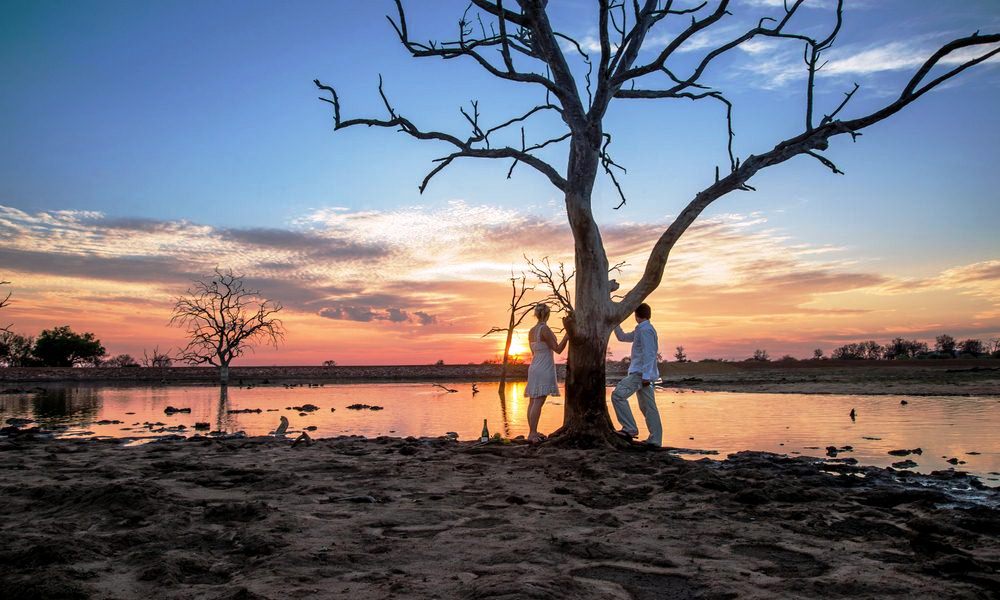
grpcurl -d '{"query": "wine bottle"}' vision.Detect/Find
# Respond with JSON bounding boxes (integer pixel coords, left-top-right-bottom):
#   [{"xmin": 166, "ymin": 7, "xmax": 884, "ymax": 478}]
[{"xmin": 480, "ymin": 419, "xmax": 489, "ymax": 442}]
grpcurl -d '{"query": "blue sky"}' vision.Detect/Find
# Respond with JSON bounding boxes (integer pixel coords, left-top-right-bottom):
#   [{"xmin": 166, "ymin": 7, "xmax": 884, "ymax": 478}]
[{"xmin": 1, "ymin": 1, "xmax": 998, "ymax": 362}]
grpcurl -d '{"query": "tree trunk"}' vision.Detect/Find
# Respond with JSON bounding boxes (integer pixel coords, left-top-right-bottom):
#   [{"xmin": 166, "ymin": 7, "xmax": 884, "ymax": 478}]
[
  {"xmin": 499, "ymin": 313, "xmax": 515, "ymax": 389},
  {"xmin": 219, "ymin": 364, "xmax": 230, "ymax": 385},
  {"xmin": 552, "ymin": 135, "xmax": 625, "ymax": 447}
]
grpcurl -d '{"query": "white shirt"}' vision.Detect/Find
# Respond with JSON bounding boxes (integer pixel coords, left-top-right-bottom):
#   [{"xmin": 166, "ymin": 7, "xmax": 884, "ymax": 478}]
[{"xmin": 614, "ymin": 320, "xmax": 659, "ymax": 381}]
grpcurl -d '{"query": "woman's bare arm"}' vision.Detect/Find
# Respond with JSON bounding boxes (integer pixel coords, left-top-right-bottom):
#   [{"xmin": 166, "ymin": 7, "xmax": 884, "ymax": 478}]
[{"xmin": 542, "ymin": 325, "xmax": 568, "ymax": 354}]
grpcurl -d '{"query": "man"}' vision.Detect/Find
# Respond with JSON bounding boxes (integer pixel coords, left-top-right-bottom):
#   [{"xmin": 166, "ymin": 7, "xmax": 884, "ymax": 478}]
[{"xmin": 611, "ymin": 303, "xmax": 663, "ymax": 446}]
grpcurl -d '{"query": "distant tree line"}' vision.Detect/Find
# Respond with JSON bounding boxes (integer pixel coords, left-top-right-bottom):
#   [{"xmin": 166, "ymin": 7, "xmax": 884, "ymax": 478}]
[{"xmin": 0, "ymin": 325, "xmax": 177, "ymax": 368}]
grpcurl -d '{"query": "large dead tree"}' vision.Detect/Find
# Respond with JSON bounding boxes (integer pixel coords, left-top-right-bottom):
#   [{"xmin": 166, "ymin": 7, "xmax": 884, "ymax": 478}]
[
  {"xmin": 316, "ymin": 1, "xmax": 999, "ymax": 445},
  {"xmin": 171, "ymin": 269, "xmax": 284, "ymax": 384}
]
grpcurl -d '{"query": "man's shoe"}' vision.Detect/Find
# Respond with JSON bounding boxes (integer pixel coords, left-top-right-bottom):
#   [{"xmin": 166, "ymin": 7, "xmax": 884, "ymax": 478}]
[{"xmin": 615, "ymin": 429, "xmax": 638, "ymax": 439}]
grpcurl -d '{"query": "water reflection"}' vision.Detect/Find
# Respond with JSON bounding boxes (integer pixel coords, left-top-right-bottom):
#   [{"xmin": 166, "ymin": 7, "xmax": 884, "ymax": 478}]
[{"xmin": 1, "ymin": 382, "xmax": 997, "ymax": 483}]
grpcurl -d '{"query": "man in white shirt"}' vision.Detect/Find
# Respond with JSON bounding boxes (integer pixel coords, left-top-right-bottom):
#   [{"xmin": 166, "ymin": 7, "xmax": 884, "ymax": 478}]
[{"xmin": 611, "ymin": 303, "xmax": 663, "ymax": 446}]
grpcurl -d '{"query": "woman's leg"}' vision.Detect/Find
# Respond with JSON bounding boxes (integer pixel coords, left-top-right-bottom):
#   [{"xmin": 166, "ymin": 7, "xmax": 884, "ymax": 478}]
[{"xmin": 527, "ymin": 395, "xmax": 546, "ymax": 441}]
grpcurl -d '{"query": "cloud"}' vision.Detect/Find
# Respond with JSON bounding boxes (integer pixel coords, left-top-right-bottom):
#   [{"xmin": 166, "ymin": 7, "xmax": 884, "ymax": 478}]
[
  {"xmin": 744, "ymin": 38, "xmax": 1000, "ymax": 89},
  {"xmin": 3, "ymin": 201, "xmax": 997, "ymax": 362}
]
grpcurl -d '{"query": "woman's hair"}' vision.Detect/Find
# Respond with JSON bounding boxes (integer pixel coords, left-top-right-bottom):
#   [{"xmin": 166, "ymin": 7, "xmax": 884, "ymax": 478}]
[{"xmin": 533, "ymin": 303, "xmax": 551, "ymax": 321}]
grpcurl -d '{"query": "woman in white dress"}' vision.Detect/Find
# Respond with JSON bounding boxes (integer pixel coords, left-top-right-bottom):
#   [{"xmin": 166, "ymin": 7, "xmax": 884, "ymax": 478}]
[{"xmin": 525, "ymin": 304, "xmax": 568, "ymax": 443}]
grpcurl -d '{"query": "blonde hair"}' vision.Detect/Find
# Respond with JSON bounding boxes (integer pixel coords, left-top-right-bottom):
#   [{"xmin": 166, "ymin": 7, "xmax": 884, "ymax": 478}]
[{"xmin": 533, "ymin": 303, "xmax": 551, "ymax": 321}]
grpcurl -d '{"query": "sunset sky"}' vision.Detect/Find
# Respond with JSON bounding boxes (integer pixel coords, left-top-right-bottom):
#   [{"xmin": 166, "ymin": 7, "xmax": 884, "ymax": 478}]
[{"xmin": 1, "ymin": 0, "xmax": 998, "ymax": 365}]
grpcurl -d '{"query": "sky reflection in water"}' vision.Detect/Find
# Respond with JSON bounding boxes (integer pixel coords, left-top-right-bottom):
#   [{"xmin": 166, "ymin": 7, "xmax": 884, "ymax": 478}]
[{"xmin": 2, "ymin": 382, "xmax": 997, "ymax": 484}]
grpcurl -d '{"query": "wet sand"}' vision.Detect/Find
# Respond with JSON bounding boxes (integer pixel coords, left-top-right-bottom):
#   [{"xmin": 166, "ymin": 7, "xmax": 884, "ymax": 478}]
[{"xmin": 1, "ymin": 431, "xmax": 998, "ymax": 599}]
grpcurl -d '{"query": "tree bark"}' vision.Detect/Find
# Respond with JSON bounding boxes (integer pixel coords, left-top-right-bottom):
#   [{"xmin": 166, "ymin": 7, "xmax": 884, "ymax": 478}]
[{"xmin": 553, "ymin": 135, "xmax": 625, "ymax": 446}]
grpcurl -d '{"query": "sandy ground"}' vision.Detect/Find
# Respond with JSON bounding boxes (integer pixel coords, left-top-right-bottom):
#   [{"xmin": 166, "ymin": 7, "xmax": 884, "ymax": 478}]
[{"xmin": 1, "ymin": 430, "xmax": 998, "ymax": 600}]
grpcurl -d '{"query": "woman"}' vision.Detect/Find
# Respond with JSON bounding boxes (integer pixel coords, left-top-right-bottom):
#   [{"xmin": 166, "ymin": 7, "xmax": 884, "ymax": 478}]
[{"xmin": 524, "ymin": 303, "xmax": 568, "ymax": 443}]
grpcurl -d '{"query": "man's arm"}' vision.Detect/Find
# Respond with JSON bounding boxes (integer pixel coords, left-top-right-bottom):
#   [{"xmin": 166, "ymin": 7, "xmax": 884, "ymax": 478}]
[{"xmin": 614, "ymin": 325, "xmax": 634, "ymax": 343}]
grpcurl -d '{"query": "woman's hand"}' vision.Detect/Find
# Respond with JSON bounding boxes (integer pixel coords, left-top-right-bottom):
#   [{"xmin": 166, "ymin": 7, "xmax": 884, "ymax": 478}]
[{"xmin": 561, "ymin": 314, "xmax": 575, "ymax": 335}]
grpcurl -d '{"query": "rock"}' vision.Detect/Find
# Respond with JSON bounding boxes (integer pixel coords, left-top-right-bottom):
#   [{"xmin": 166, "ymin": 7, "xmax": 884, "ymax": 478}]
[
  {"xmin": 398, "ymin": 445, "xmax": 418, "ymax": 456},
  {"xmin": 95, "ymin": 419, "xmax": 122, "ymax": 425},
  {"xmin": 164, "ymin": 406, "xmax": 191, "ymax": 415},
  {"xmin": 194, "ymin": 422, "xmax": 211, "ymax": 430},
  {"xmin": 888, "ymin": 448, "xmax": 922, "ymax": 456},
  {"xmin": 825, "ymin": 446, "xmax": 839, "ymax": 457},
  {"xmin": 900, "ymin": 400, "xmax": 909, "ymax": 405},
  {"xmin": 227, "ymin": 408, "xmax": 262, "ymax": 414},
  {"xmin": 291, "ymin": 404, "xmax": 319, "ymax": 412},
  {"xmin": 5, "ymin": 417, "xmax": 34, "ymax": 426},
  {"xmin": 946, "ymin": 457, "xmax": 960, "ymax": 465},
  {"xmin": 330, "ymin": 408, "xmax": 336, "ymax": 412},
  {"xmin": 891, "ymin": 459, "xmax": 918, "ymax": 469},
  {"xmin": 734, "ymin": 488, "xmax": 771, "ymax": 505},
  {"xmin": 345, "ymin": 404, "xmax": 384, "ymax": 411},
  {"xmin": 304, "ymin": 425, "xmax": 317, "ymax": 431}
]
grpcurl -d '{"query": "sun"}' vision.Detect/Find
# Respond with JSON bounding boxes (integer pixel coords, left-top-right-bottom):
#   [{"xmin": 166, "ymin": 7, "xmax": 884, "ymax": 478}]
[{"xmin": 507, "ymin": 335, "xmax": 529, "ymax": 359}]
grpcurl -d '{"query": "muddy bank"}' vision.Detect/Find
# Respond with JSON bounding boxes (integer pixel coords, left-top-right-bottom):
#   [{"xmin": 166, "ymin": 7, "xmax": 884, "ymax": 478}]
[{"xmin": 0, "ymin": 431, "xmax": 997, "ymax": 599}]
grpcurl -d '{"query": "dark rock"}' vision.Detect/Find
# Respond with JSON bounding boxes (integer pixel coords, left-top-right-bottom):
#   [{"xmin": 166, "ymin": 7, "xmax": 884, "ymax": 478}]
[
  {"xmin": 5, "ymin": 417, "xmax": 34, "ymax": 426},
  {"xmin": 398, "ymin": 444, "xmax": 418, "ymax": 455},
  {"xmin": 291, "ymin": 404, "xmax": 319, "ymax": 412},
  {"xmin": 95, "ymin": 419, "xmax": 121, "ymax": 425},
  {"xmin": 304, "ymin": 425, "xmax": 318, "ymax": 431},
  {"xmin": 946, "ymin": 458, "xmax": 960, "ymax": 465},
  {"xmin": 734, "ymin": 488, "xmax": 770, "ymax": 505},
  {"xmin": 505, "ymin": 494, "xmax": 527, "ymax": 505},
  {"xmin": 164, "ymin": 406, "xmax": 191, "ymax": 415},
  {"xmin": 227, "ymin": 408, "xmax": 262, "ymax": 414},
  {"xmin": 888, "ymin": 448, "xmax": 922, "ymax": 456},
  {"xmin": 194, "ymin": 422, "xmax": 211, "ymax": 430},
  {"xmin": 204, "ymin": 501, "xmax": 270, "ymax": 523},
  {"xmin": 891, "ymin": 459, "xmax": 918, "ymax": 469}
]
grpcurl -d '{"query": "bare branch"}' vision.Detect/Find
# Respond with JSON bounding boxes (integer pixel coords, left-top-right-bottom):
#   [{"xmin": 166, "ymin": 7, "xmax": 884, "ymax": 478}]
[
  {"xmin": 618, "ymin": 31, "xmax": 1000, "ymax": 320},
  {"xmin": 170, "ymin": 268, "xmax": 284, "ymax": 369}
]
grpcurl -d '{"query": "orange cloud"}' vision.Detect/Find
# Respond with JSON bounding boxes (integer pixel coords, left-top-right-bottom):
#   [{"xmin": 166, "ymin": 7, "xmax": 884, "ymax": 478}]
[{"xmin": 1, "ymin": 203, "xmax": 996, "ymax": 364}]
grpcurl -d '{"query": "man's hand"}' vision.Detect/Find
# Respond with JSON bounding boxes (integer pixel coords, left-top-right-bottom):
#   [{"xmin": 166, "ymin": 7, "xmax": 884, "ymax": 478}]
[{"xmin": 642, "ymin": 379, "xmax": 650, "ymax": 388}]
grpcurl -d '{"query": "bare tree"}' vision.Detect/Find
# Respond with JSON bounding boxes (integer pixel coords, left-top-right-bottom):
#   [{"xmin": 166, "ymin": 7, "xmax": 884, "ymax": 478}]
[
  {"xmin": 170, "ymin": 269, "xmax": 284, "ymax": 384},
  {"xmin": 142, "ymin": 346, "xmax": 173, "ymax": 368},
  {"xmin": 1, "ymin": 279, "xmax": 11, "ymax": 332},
  {"xmin": 315, "ymin": 1, "xmax": 999, "ymax": 445},
  {"xmin": 484, "ymin": 273, "xmax": 535, "ymax": 390}
]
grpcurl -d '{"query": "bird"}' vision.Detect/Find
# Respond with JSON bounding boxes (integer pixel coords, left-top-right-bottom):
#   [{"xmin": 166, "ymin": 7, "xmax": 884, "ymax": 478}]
[
  {"xmin": 849, "ymin": 408, "xmax": 856, "ymax": 420},
  {"xmin": 472, "ymin": 383, "xmax": 480, "ymax": 395},
  {"xmin": 272, "ymin": 416, "xmax": 289, "ymax": 437}
]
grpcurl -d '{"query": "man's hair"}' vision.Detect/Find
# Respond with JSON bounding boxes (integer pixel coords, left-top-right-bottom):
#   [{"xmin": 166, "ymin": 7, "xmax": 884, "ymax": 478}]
[{"xmin": 635, "ymin": 303, "xmax": 652, "ymax": 320}]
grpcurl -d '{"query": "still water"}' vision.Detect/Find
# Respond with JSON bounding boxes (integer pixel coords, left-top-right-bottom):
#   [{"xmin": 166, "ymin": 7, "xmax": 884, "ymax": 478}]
[{"xmin": 2, "ymin": 381, "xmax": 997, "ymax": 483}]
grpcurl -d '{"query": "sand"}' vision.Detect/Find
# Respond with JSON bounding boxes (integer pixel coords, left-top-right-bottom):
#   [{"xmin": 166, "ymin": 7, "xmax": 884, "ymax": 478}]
[{"xmin": 1, "ymin": 429, "xmax": 998, "ymax": 599}]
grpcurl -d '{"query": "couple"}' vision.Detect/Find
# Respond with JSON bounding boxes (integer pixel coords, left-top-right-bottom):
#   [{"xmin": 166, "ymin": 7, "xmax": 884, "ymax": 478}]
[{"xmin": 524, "ymin": 302, "xmax": 663, "ymax": 446}]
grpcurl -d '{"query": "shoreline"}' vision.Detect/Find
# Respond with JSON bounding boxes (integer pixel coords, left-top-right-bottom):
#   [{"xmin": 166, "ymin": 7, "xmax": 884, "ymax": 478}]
[
  {"xmin": 1, "ymin": 432, "xmax": 997, "ymax": 599},
  {"xmin": 1, "ymin": 360, "xmax": 998, "ymax": 397}
]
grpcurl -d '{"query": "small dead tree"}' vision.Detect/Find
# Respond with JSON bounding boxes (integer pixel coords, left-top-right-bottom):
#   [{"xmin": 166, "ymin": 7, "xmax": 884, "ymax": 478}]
[
  {"xmin": 316, "ymin": 1, "xmax": 999, "ymax": 445},
  {"xmin": 1, "ymin": 279, "xmax": 11, "ymax": 332},
  {"xmin": 142, "ymin": 346, "xmax": 173, "ymax": 368},
  {"xmin": 484, "ymin": 273, "xmax": 534, "ymax": 390},
  {"xmin": 170, "ymin": 269, "xmax": 284, "ymax": 384}
]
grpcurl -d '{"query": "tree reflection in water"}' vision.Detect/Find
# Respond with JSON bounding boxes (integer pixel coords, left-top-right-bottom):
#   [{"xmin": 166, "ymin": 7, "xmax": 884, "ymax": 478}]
[{"xmin": 28, "ymin": 386, "xmax": 101, "ymax": 427}]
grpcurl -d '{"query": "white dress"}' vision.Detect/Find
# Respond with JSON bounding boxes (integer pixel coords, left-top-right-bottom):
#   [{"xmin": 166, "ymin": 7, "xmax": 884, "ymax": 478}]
[{"xmin": 525, "ymin": 327, "xmax": 560, "ymax": 398}]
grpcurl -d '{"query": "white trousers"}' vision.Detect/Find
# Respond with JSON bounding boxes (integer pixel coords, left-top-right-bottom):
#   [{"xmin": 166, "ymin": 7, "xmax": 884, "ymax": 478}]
[{"xmin": 611, "ymin": 373, "xmax": 662, "ymax": 446}]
